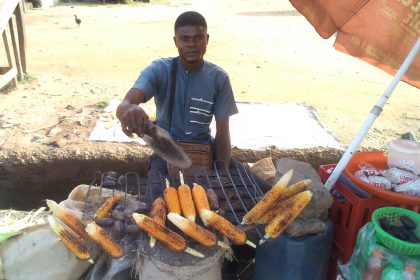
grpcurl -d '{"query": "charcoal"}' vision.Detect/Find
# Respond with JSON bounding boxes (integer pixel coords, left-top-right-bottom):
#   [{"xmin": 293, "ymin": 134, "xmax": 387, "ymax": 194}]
[{"xmin": 400, "ymin": 215, "xmax": 416, "ymax": 230}]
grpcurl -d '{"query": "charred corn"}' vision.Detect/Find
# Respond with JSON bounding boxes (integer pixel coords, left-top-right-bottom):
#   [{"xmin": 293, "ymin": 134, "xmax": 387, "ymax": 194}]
[
  {"xmin": 94, "ymin": 194, "xmax": 123, "ymax": 219},
  {"xmin": 201, "ymin": 209, "xmax": 255, "ymax": 248},
  {"xmin": 178, "ymin": 172, "xmax": 196, "ymax": 222},
  {"xmin": 85, "ymin": 222, "xmax": 124, "ymax": 258},
  {"xmin": 192, "ymin": 183, "xmax": 210, "ymax": 225},
  {"xmin": 46, "ymin": 199, "xmax": 91, "ymax": 240},
  {"xmin": 149, "ymin": 196, "xmax": 167, "ymax": 248},
  {"xmin": 259, "ymin": 190, "xmax": 313, "ymax": 245},
  {"xmin": 133, "ymin": 213, "xmax": 204, "ymax": 258},
  {"xmin": 167, "ymin": 213, "xmax": 229, "ymax": 249},
  {"xmin": 256, "ymin": 193, "xmax": 300, "ymax": 224},
  {"xmin": 256, "ymin": 179, "xmax": 312, "ymax": 224},
  {"xmin": 241, "ymin": 169, "xmax": 293, "ymax": 225},
  {"xmin": 150, "ymin": 197, "xmax": 167, "ymax": 225},
  {"xmin": 164, "ymin": 179, "xmax": 181, "ymax": 215},
  {"xmin": 280, "ymin": 179, "xmax": 311, "ymax": 201},
  {"xmin": 47, "ymin": 215, "xmax": 91, "ymax": 260}
]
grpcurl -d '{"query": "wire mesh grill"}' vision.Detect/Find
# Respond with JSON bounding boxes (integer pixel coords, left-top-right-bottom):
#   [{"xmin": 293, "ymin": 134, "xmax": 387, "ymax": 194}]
[{"xmin": 82, "ymin": 160, "xmax": 269, "ymax": 242}]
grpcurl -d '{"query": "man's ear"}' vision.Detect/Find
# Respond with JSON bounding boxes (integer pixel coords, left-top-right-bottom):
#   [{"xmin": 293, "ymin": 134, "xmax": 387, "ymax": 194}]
[
  {"xmin": 207, "ymin": 34, "xmax": 210, "ymax": 44},
  {"xmin": 173, "ymin": 36, "xmax": 176, "ymax": 45}
]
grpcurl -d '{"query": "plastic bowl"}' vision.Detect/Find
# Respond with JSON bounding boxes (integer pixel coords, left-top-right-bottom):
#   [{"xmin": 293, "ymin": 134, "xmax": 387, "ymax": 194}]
[
  {"xmin": 343, "ymin": 151, "xmax": 420, "ymax": 205},
  {"xmin": 372, "ymin": 207, "xmax": 420, "ymax": 256}
]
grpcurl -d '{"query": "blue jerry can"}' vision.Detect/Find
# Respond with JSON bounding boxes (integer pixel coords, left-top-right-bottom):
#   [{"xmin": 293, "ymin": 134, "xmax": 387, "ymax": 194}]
[{"xmin": 254, "ymin": 219, "xmax": 333, "ymax": 280}]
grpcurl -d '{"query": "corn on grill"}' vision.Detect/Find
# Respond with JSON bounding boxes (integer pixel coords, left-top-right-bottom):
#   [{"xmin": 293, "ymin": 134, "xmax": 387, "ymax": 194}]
[{"xmin": 76, "ymin": 160, "xmax": 268, "ymax": 260}]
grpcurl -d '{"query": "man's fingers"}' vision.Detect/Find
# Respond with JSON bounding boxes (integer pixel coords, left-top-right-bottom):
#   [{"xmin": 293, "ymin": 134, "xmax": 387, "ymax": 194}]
[
  {"xmin": 120, "ymin": 117, "xmax": 134, "ymax": 137},
  {"xmin": 119, "ymin": 106, "xmax": 149, "ymax": 137}
]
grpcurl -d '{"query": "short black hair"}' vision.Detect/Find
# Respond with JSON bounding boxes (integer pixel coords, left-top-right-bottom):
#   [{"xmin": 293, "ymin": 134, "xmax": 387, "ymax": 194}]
[{"xmin": 174, "ymin": 11, "xmax": 207, "ymax": 31}]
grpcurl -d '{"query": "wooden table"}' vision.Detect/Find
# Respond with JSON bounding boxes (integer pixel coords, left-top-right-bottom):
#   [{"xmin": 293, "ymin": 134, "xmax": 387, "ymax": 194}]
[{"xmin": 0, "ymin": 0, "xmax": 26, "ymax": 89}]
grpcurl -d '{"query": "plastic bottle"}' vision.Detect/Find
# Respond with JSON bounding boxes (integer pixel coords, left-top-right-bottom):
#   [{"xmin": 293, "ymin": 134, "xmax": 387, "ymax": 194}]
[
  {"xmin": 388, "ymin": 139, "xmax": 420, "ymax": 175},
  {"xmin": 403, "ymin": 262, "xmax": 416, "ymax": 280},
  {"xmin": 381, "ymin": 259, "xmax": 403, "ymax": 280},
  {"xmin": 362, "ymin": 249, "xmax": 386, "ymax": 280}
]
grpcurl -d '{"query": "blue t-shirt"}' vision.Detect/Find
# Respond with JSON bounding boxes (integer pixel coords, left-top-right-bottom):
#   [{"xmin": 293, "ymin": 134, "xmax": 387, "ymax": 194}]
[{"xmin": 133, "ymin": 57, "xmax": 238, "ymax": 144}]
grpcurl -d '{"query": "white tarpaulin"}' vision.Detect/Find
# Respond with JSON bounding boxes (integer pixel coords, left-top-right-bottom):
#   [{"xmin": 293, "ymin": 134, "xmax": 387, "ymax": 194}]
[{"xmin": 89, "ymin": 100, "xmax": 342, "ymax": 150}]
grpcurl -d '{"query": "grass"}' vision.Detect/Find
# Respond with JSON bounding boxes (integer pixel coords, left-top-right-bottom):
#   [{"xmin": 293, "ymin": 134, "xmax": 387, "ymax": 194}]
[
  {"xmin": 1, "ymin": 73, "xmax": 38, "ymax": 93},
  {"xmin": 0, "ymin": 82, "xmax": 16, "ymax": 93},
  {"xmin": 96, "ymin": 100, "xmax": 109, "ymax": 109},
  {"xmin": 20, "ymin": 73, "xmax": 37, "ymax": 84}
]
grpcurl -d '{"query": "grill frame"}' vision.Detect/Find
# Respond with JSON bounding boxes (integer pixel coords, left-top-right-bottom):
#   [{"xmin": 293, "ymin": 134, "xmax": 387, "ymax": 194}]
[{"xmin": 81, "ymin": 160, "xmax": 269, "ymax": 252}]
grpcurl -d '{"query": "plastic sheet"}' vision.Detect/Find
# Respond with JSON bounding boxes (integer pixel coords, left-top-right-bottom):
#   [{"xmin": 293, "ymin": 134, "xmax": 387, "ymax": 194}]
[{"xmin": 339, "ymin": 223, "xmax": 419, "ymax": 280}]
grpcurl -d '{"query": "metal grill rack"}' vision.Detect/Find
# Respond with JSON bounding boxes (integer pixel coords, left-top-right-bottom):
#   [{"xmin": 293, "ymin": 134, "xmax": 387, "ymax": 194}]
[{"xmin": 83, "ymin": 160, "xmax": 270, "ymax": 239}]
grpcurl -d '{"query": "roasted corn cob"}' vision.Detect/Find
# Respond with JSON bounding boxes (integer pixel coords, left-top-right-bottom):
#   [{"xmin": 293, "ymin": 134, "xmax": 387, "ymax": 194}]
[
  {"xmin": 149, "ymin": 196, "xmax": 167, "ymax": 248},
  {"xmin": 163, "ymin": 179, "xmax": 181, "ymax": 215},
  {"xmin": 241, "ymin": 169, "xmax": 293, "ymax": 225},
  {"xmin": 201, "ymin": 209, "xmax": 255, "ymax": 248},
  {"xmin": 192, "ymin": 183, "xmax": 210, "ymax": 225},
  {"xmin": 46, "ymin": 199, "xmax": 91, "ymax": 240},
  {"xmin": 85, "ymin": 222, "xmax": 124, "ymax": 258},
  {"xmin": 132, "ymin": 213, "xmax": 204, "ymax": 258},
  {"xmin": 47, "ymin": 215, "xmax": 91, "ymax": 260},
  {"xmin": 178, "ymin": 172, "xmax": 196, "ymax": 222},
  {"xmin": 167, "ymin": 213, "xmax": 229, "ymax": 249},
  {"xmin": 256, "ymin": 179, "xmax": 312, "ymax": 224},
  {"xmin": 94, "ymin": 194, "xmax": 123, "ymax": 219},
  {"xmin": 256, "ymin": 193, "xmax": 300, "ymax": 224},
  {"xmin": 279, "ymin": 179, "xmax": 312, "ymax": 201},
  {"xmin": 259, "ymin": 190, "xmax": 313, "ymax": 245}
]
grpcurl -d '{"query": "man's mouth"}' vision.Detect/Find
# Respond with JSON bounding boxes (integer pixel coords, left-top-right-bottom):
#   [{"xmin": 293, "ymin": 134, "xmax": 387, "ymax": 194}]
[{"xmin": 185, "ymin": 51, "xmax": 199, "ymax": 56}]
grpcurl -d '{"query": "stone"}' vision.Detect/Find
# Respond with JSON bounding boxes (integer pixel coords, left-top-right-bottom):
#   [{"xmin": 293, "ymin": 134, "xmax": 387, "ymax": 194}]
[
  {"xmin": 274, "ymin": 158, "xmax": 333, "ymax": 236},
  {"xmin": 286, "ymin": 217, "xmax": 328, "ymax": 237},
  {"xmin": 275, "ymin": 158, "xmax": 332, "ymax": 219}
]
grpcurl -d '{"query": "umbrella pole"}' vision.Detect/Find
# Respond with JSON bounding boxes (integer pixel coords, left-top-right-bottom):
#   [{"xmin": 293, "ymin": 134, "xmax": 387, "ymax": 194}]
[{"xmin": 324, "ymin": 38, "xmax": 420, "ymax": 192}]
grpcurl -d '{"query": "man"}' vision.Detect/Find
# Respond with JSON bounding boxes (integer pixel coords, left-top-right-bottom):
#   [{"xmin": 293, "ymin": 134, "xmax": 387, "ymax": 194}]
[{"xmin": 116, "ymin": 11, "xmax": 238, "ymax": 174}]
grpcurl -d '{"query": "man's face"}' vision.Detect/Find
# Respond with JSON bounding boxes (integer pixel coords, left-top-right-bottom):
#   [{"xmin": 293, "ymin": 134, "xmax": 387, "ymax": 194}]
[{"xmin": 174, "ymin": 25, "xmax": 209, "ymax": 64}]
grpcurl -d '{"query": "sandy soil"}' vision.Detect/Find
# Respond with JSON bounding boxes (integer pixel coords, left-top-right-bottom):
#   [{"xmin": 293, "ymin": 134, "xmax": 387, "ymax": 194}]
[{"xmin": 0, "ymin": 0, "xmax": 419, "ymax": 209}]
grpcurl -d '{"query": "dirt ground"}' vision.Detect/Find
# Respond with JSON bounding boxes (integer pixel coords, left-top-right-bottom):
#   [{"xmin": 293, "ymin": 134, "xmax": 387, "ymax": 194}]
[{"xmin": 0, "ymin": 0, "xmax": 419, "ymax": 209}]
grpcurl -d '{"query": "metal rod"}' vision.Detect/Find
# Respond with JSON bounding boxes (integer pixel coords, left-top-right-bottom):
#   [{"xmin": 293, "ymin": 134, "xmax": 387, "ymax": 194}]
[
  {"xmin": 214, "ymin": 160, "xmax": 241, "ymax": 224},
  {"xmin": 324, "ymin": 37, "xmax": 420, "ymax": 191}
]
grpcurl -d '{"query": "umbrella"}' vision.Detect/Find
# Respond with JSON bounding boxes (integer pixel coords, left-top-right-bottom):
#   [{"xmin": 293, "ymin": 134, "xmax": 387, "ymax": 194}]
[
  {"xmin": 289, "ymin": 0, "xmax": 420, "ymax": 87},
  {"xmin": 289, "ymin": 0, "xmax": 420, "ymax": 191}
]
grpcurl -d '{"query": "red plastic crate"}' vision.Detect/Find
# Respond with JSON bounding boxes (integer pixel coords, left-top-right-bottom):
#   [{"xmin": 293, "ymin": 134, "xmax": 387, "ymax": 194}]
[{"xmin": 319, "ymin": 164, "xmax": 420, "ymax": 280}]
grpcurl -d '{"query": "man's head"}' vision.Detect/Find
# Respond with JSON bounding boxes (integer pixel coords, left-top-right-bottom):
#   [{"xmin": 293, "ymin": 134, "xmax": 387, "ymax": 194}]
[
  {"xmin": 174, "ymin": 11, "xmax": 207, "ymax": 31},
  {"xmin": 173, "ymin": 11, "xmax": 209, "ymax": 70}
]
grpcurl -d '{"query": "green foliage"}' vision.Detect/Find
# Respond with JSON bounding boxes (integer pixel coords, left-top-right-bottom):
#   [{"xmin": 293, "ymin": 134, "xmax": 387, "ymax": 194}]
[
  {"xmin": 0, "ymin": 208, "xmax": 46, "ymax": 244},
  {"xmin": 20, "ymin": 73, "xmax": 37, "ymax": 83},
  {"xmin": 96, "ymin": 100, "xmax": 109, "ymax": 109},
  {"xmin": 0, "ymin": 82, "xmax": 16, "ymax": 93}
]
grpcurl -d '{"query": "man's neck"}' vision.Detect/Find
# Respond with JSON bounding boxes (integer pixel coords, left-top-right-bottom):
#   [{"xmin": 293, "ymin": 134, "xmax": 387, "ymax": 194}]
[{"xmin": 180, "ymin": 59, "xmax": 204, "ymax": 72}]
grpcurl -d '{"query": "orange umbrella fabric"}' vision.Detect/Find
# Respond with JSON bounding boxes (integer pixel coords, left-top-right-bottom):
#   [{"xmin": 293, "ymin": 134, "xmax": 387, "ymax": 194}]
[{"xmin": 290, "ymin": 0, "xmax": 420, "ymax": 88}]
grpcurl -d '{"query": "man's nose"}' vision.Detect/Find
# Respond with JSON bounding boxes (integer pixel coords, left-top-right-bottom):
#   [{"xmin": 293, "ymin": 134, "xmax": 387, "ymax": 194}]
[{"xmin": 186, "ymin": 38, "xmax": 197, "ymax": 46}]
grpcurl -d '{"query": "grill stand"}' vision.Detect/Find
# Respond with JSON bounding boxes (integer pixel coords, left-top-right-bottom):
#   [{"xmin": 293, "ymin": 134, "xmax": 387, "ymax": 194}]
[{"xmin": 82, "ymin": 160, "xmax": 269, "ymax": 279}]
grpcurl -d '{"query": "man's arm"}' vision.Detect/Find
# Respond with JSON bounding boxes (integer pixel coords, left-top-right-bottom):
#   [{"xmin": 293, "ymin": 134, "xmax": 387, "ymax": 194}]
[
  {"xmin": 214, "ymin": 117, "xmax": 232, "ymax": 167},
  {"xmin": 116, "ymin": 88, "xmax": 149, "ymax": 137}
]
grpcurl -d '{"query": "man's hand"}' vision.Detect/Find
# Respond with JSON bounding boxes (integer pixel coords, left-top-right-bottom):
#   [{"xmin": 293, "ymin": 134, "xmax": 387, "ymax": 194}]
[
  {"xmin": 116, "ymin": 88, "xmax": 149, "ymax": 137},
  {"xmin": 117, "ymin": 102, "xmax": 149, "ymax": 137}
]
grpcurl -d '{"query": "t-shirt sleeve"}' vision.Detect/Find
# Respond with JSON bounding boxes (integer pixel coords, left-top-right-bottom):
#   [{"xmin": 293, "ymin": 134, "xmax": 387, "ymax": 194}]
[
  {"xmin": 214, "ymin": 73, "xmax": 238, "ymax": 120},
  {"xmin": 132, "ymin": 60, "xmax": 162, "ymax": 102}
]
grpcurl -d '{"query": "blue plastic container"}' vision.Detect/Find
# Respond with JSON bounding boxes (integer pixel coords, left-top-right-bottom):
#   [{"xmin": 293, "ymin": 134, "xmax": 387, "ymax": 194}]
[{"xmin": 254, "ymin": 220, "xmax": 333, "ymax": 280}]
